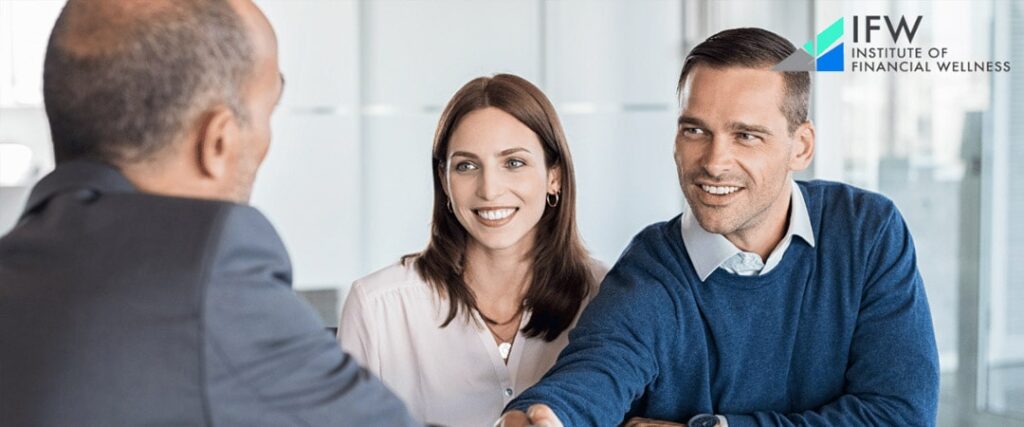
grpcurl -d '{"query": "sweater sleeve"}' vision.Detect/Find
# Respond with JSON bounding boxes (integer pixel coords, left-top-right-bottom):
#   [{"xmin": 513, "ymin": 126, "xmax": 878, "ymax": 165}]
[
  {"xmin": 505, "ymin": 243, "xmax": 678, "ymax": 427},
  {"xmin": 723, "ymin": 207, "xmax": 940, "ymax": 426}
]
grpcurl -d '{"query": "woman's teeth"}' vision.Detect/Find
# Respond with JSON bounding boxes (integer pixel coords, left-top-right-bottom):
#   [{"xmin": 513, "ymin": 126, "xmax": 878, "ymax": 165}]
[{"xmin": 476, "ymin": 208, "xmax": 516, "ymax": 220}]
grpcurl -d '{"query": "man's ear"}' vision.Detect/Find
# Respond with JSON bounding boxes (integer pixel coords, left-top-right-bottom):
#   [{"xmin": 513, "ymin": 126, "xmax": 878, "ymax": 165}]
[
  {"xmin": 789, "ymin": 121, "xmax": 815, "ymax": 172},
  {"xmin": 196, "ymin": 106, "xmax": 240, "ymax": 179}
]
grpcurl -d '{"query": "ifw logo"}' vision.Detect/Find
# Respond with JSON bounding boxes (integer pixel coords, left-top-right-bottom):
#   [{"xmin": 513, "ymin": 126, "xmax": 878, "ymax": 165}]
[{"xmin": 775, "ymin": 18, "xmax": 844, "ymax": 72}]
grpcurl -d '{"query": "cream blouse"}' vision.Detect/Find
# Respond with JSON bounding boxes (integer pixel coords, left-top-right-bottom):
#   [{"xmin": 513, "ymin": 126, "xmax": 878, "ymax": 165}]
[{"xmin": 337, "ymin": 259, "xmax": 607, "ymax": 427}]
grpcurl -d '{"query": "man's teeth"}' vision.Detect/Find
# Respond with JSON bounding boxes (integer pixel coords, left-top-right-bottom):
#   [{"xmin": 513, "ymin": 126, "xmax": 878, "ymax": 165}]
[
  {"xmin": 701, "ymin": 185, "xmax": 741, "ymax": 195},
  {"xmin": 477, "ymin": 208, "xmax": 516, "ymax": 220}
]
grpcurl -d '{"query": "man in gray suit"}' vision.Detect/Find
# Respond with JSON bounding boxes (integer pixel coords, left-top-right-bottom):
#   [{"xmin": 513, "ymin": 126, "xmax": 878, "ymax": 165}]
[{"xmin": 0, "ymin": 0, "xmax": 419, "ymax": 425}]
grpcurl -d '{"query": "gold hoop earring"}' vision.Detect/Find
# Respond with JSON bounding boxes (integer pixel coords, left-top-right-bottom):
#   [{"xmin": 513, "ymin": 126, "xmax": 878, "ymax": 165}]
[
  {"xmin": 447, "ymin": 199, "xmax": 453, "ymax": 213},
  {"xmin": 546, "ymin": 192, "xmax": 560, "ymax": 208}
]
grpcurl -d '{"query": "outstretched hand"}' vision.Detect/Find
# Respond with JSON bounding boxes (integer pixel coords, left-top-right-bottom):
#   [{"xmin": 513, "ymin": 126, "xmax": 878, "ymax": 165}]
[{"xmin": 495, "ymin": 404, "xmax": 564, "ymax": 427}]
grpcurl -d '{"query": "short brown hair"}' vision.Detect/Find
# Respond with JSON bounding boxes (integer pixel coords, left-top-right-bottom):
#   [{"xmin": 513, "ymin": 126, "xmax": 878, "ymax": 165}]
[
  {"xmin": 43, "ymin": 0, "xmax": 254, "ymax": 164},
  {"xmin": 678, "ymin": 27, "xmax": 810, "ymax": 133},
  {"xmin": 404, "ymin": 74, "xmax": 593, "ymax": 341}
]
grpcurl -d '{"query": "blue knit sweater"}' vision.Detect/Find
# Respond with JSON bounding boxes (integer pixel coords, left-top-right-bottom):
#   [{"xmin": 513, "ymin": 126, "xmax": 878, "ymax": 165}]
[{"xmin": 507, "ymin": 181, "xmax": 939, "ymax": 426}]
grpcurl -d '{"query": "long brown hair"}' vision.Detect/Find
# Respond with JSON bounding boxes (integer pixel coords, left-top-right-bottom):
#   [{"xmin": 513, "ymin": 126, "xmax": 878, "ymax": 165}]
[{"xmin": 402, "ymin": 74, "xmax": 592, "ymax": 341}]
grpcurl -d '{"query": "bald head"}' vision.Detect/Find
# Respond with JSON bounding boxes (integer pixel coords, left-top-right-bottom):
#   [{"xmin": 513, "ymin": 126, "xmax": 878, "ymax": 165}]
[
  {"xmin": 50, "ymin": 1, "xmax": 191, "ymax": 56},
  {"xmin": 43, "ymin": 0, "xmax": 257, "ymax": 164}
]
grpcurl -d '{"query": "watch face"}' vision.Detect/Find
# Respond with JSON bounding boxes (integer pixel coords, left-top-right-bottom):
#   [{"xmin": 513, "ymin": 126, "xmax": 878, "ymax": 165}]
[{"xmin": 690, "ymin": 414, "xmax": 720, "ymax": 427}]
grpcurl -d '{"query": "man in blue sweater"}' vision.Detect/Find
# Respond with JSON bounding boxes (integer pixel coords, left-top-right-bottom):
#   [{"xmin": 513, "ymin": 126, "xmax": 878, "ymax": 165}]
[{"xmin": 499, "ymin": 28, "xmax": 939, "ymax": 427}]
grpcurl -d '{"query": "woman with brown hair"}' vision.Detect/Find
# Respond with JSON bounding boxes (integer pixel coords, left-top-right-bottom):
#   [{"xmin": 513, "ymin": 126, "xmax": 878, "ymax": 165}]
[{"xmin": 337, "ymin": 73, "xmax": 605, "ymax": 427}]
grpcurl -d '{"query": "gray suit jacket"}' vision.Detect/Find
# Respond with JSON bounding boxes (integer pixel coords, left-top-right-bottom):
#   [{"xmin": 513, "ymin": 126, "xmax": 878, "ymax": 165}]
[{"xmin": 0, "ymin": 161, "xmax": 419, "ymax": 427}]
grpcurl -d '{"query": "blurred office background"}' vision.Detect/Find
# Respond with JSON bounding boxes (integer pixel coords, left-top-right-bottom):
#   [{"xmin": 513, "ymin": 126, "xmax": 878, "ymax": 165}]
[{"xmin": 0, "ymin": 0, "xmax": 1020, "ymax": 424}]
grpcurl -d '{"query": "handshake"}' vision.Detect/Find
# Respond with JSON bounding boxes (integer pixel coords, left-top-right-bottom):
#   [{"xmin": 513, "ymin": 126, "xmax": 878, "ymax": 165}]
[
  {"xmin": 494, "ymin": 405, "xmax": 562, "ymax": 427},
  {"xmin": 495, "ymin": 406, "xmax": 689, "ymax": 427}
]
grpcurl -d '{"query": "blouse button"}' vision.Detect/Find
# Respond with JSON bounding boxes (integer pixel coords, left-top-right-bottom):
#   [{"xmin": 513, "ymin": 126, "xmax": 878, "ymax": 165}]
[{"xmin": 504, "ymin": 388, "xmax": 514, "ymax": 397}]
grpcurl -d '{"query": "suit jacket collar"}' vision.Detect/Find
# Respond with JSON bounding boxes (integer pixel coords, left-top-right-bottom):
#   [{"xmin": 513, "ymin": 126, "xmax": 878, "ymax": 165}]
[{"xmin": 22, "ymin": 160, "xmax": 137, "ymax": 218}]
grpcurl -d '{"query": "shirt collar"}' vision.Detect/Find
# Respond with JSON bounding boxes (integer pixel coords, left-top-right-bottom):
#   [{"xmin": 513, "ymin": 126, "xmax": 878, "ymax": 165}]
[
  {"xmin": 680, "ymin": 180, "xmax": 815, "ymax": 281},
  {"xmin": 21, "ymin": 159, "xmax": 137, "ymax": 219},
  {"xmin": 787, "ymin": 179, "xmax": 815, "ymax": 248}
]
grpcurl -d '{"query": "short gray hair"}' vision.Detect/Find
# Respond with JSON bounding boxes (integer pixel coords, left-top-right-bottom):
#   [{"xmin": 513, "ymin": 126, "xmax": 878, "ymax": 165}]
[{"xmin": 43, "ymin": 0, "xmax": 255, "ymax": 164}]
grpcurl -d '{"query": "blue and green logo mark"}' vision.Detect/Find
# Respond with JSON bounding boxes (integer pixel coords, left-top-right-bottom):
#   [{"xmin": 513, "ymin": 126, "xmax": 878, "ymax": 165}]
[{"xmin": 775, "ymin": 18, "xmax": 844, "ymax": 72}]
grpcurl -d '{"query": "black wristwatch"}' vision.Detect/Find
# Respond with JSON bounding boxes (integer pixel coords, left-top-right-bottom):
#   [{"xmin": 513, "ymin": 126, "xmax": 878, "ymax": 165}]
[{"xmin": 688, "ymin": 414, "xmax": 721, "ymax": 427}]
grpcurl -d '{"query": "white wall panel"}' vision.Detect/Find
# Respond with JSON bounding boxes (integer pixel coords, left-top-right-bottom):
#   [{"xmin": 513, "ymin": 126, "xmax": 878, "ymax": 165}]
[
  {"xmin": 363, "ymin": 0, "xmax": 541, "ymax": 107},
  {"xmin": 6, "ymin": 0, "xmax": 63, "ymax": 106},
  {"xmin": 562, "ymin": 111, "xmax": 683, "ymax": 265},
  {"xmin": 252, "ymin": 0, "xmax": 362, "ymax": 292},
  {"xmin": 360, "ymin": 113, "xmax": 436, "ymax": 274},
  {"xmin": 545, "ymin": 0, "xmax": 682, "ymax": 105},
  {"xmin": 251, "ymin": 114, "xmax": 360, "ymax": 291},
  {"xmin": 256, "ymin": 0, "xmax": 359, "ymax": 109}
]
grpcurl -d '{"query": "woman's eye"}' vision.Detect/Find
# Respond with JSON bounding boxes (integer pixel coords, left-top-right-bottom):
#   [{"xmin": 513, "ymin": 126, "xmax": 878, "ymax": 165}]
[
  {"xmin": 455, "ymin": 162, "xmax": 477, "ymax": 172},
  {"xmin": 507, "ymin": 158, "xmax": 525, "ymax": 168}
]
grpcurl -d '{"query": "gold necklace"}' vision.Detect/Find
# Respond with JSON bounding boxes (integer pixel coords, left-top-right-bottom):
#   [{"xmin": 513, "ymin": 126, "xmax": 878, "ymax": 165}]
[{"xmin": 484, "ymin": 312, "xmax": 521, "ymax": 362}]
